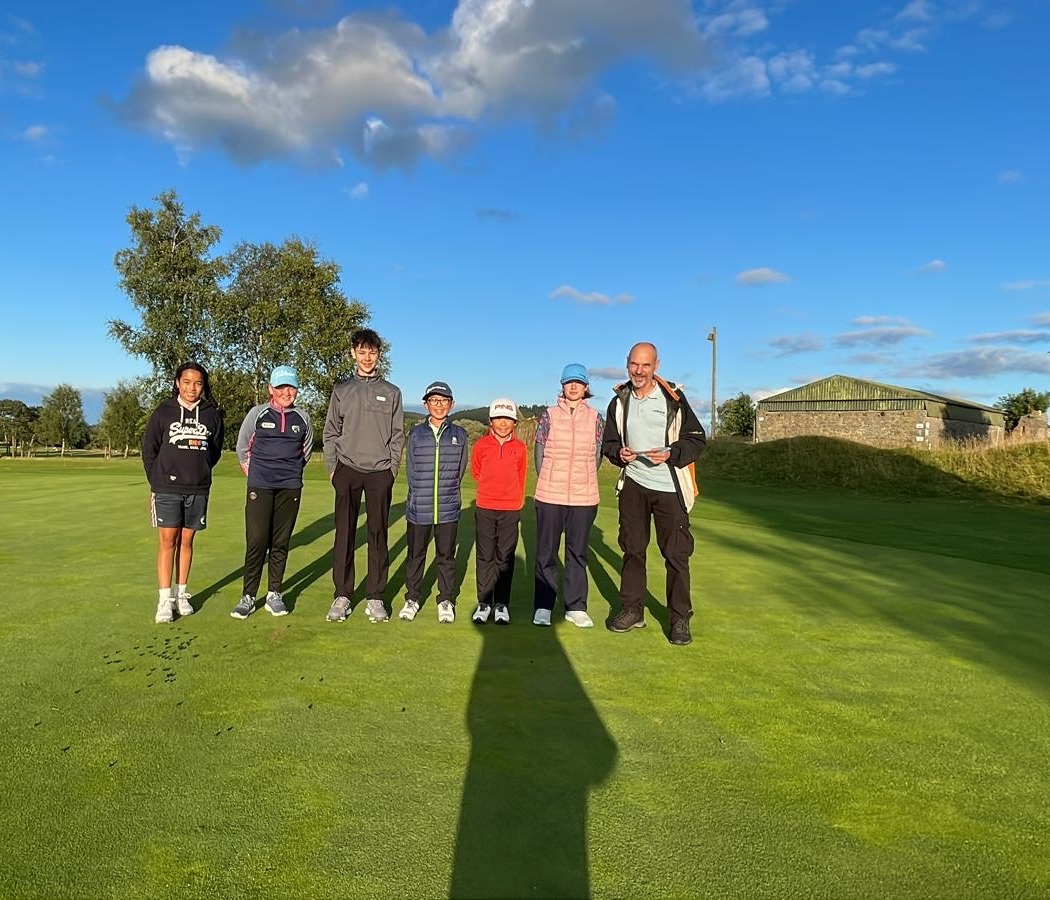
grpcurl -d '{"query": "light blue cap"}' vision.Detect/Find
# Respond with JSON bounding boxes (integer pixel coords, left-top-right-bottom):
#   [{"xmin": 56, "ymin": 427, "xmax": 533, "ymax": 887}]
[
  {"xmin": 560, "ymin": 363, "xmax": 589, "ymax": 385},
  {"xmin": 270, "ymin": 365, "xmax": 299, "ymax": 389}
]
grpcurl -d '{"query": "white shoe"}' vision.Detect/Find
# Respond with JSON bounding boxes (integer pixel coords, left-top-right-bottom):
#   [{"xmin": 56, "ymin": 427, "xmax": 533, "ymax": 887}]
[
  {"xmin": 472, "ymin": 604, "xmax": 492, "ymax": 624},
  {"xmin": 399, "ymin": 599, "xmax": 420, "ymax": 621},
  {"xmin": 565, "ymin": 610, "xmax": 594, "ymax": 628},
  {"xmin": 176, "ymin": 592, "xmax": 194, "ymax": 616},
  {"xmin": 533, "ymin": 609, "xmax": 552, "ymax": 627},
  {"xmin": 494, "ymin": 604, "xmax": 510, "ymax": 625},
  {"xmin": 155, "ymin": 599, "xmax": 175, "ymax": 624},
  {"xmin": 437, "ymin": 600, "xmax": 455, "ymax": 623}
]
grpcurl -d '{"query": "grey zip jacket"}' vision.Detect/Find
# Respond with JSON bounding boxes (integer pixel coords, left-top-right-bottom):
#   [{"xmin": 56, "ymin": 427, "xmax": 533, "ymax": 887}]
[{"xmin": 322, "ymin": 372, "xmax": 404, "ymax": 475}]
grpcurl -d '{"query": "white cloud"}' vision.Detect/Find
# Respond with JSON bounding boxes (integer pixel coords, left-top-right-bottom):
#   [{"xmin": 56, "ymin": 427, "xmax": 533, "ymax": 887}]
[
  {"xmin": 768, "ymin": 333, "xmax": 822, "ymax": 355},
  {"xmin": 12, "ymin": 60, "xmax": 43, "ymax": 78},
  {"xmin": 998, "ymin": 169, "xmax": 1025, "ymax": 184},
  {"xmin": 852, "ymin": 315, "xmax": 910, "ymax": 326},
  {"xmin": 968, "ymin": 330, "xmax": 1050, "ymax": 345},
  {"xmin": 916, "ymin": 258, "xmax": 946, "ymax": 274},
  {"xmin": 1002, "ymin": 279, "xmax": 1050, "ymax": 291},
  {"xmin": 698, "ymin": 54, "xmax": 769, "ymax": 101},
  {"xmin": 896, "ymin": 1, "xmax": 933, "ymax": 23},
  {"xmin": 833, "ymin": 325, "xmax": 930, "ymax": 347},
  {"xmin": 347, "ymin": 181, "xmax": 369, "ymax": 200},
  {"xmin": 736, "ymin": 267, "xmax": 790, "ymax": 286},
  {"xmin": 703, "ymin": 6, "xmax": 769, "ymax": 38},
  {"xmin": 22, "ymin": 123, "xmax": 47, "ymax": 141},
  {"xmin": 854, "ymin": 61, "xmax": 896, "ymax": 78},
  {"xmin": 767, "ymin": 50, "xmax": 816, "ymax": 92},
  {"xmin": 589, "ymin": 366, "xmax": 627, "ymax": 381},
  {"xmin": 1031, "ymin": 313, "xmax": 1050, "ymax": 326},
  {"xmin": 550, "ymin": 284, "xmax": 634, "ymax": 305},
  {"xmin": 901, "ymin": 348, "xmax": 1050, "ymax": 379},
  {"xmin": 115, "ymin": 0, "xmax": 709, "ymax": 169}
]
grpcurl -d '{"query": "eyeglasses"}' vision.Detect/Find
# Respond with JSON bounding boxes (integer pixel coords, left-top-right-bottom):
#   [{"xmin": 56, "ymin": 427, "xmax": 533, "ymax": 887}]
[{"xmin": 426, "ymin": 397, "xmax": 452, "ymax": 405}]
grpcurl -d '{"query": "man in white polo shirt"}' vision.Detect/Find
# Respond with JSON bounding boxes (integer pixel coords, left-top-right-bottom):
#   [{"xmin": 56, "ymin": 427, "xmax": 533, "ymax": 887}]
[{"xmin": 601, "ymin": 342, "xmax": 707, "ymax": 645}]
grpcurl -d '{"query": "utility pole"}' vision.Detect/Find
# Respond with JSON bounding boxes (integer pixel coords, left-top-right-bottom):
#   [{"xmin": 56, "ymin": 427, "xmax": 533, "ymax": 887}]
[{"xmin": 707, "ymin": 326, "xmax": 717, "ymax": 437}]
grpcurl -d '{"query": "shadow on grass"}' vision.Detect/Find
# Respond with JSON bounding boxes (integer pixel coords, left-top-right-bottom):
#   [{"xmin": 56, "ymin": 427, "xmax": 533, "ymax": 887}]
[
  {"xmin": 450, "ymin": 557, "xmax": 618, "ymax": 898},
  {"xmin": 702, "ymin": 477, "xmax": 1050, "ymax": 694}
]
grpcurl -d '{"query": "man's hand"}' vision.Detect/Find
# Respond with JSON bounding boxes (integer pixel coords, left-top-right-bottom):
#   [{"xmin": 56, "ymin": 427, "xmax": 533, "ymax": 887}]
[
  {"xmin": 619, "ymin": 447, "xmax": 638, "ymax": 463},
  {"xmin": 643, "ymin": 448, "xmax": 671, "ymax": 464}
]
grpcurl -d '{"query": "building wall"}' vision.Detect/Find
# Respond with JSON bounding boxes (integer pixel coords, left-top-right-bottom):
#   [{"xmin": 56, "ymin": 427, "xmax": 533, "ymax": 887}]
[
  {"xmin": 755, "ymin": 409, "xmax": 1003, "ymax": 448},
  {"xmin": 1010, "ymin": 413, "xmax": 1049, "ymax": 444}
]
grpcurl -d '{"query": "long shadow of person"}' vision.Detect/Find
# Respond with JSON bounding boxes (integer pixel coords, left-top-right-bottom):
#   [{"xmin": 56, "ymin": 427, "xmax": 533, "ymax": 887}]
[{"xmin": 450, "ymin": 583, "xmax": 618, "ymax": 898}]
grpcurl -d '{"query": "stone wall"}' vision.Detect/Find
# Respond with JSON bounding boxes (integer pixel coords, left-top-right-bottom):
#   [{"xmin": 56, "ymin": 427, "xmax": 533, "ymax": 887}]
[
  {"xmin": 1009, "ymin": 413, "xmax": 1049, "ymax": 444},
  {"xmin": 755, "ymin": 409, "xmax": 1003, "ymax": 449}
]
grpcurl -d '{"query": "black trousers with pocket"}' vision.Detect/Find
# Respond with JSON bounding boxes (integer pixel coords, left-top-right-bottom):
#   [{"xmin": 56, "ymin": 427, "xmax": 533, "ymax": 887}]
[
  {"xmin": 243, "ymin": 487, "xmax": 302, "ymax": 597},
  {"xmin": 617, "ymin": 476, "xmax": 694, "ymax": 623},
  {"xmin": 332, "ymin": 463, "xmax": 394, "ymax": 601},
  {"xmin": 405, "ymin": 521, "xmax": 459, "ymax": 605},
  {"xmin": 533, "ymin": 501, "xmax": 597, "ymax": 613},
  {"xmin": 474, "ymin": 508, "xmax": 520, "ymax": 608}
]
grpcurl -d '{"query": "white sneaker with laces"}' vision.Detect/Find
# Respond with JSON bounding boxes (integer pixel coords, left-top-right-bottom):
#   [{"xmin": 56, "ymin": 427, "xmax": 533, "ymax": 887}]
[
  {"xmin": 176, "ymin": 592, "xmax": 194, "ymax": 616},
  {"xmin": 437, "ymin": 600, "xmax": 455, "ymax": 623},
  {"xmin": 565, "ymin": 610, "xmax": 594, "ymax": 628},
  {"xmin": 365, "ymin": 597, "xmax": 389, "ymax": 622},
  {"xmin": 399, "ymin": 599, "xmax": 420, "ymax": 621},
  {"xmin": 472, "ymin": 604, "xmax": 492, "ymax": 624},
  {"xmin": 155, "ymin": 599, "xmax": 175, "ymax": 624},
  {"xmin": 533, "ymin": 609, "xmax": 552, "ymax": 627},
  {"xmin": 494, "ymin": 604, "xmax": 510, "ymax": 625}
]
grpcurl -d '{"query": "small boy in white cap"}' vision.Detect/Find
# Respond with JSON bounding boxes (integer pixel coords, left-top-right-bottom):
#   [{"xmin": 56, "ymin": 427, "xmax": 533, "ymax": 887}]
[
  {"xmin": 231, "ymin": 365, "xmax": 313, "ymax": 619},
  {"xmin": 470, "ymin": 398, "xmax": 527, "ymax": 624}
]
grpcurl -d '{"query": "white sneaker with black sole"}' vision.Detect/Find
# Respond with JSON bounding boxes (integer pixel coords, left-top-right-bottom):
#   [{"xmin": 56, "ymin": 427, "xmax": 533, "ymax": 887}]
[
  {"xmin": 494, "ymin": 604, "xmax": 510, "ymax": 625},
  {"xmin": 472, "ymin": 603, "xmax": 492, "ymax": 624}
]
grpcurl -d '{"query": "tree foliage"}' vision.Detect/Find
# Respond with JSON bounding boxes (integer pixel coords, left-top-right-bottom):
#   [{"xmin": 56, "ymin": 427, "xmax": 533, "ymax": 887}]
[
  {"xmin": 0, "ymin": 399, "xmax": 39, "ymax": 454},
  {"xmin": 110, "ymin": 190, "xmax": 228, "ymax": 382},
  {"xmin": 996, "ymin": 387, "xmax": 1050, "ymax": 432},
  {"xmin": 110, "ymin": 191, "xmax": 375, "ymax": 430},
  {"xmin": 717, "ymin": 392, "xmax": 756, "ymax": 438},
  {"xmin": 98, "ymin": 381, "xmax": 146, "ymax": 456},
  {"xmin": 36, "ymin": 385, "xmax": 89, "ymax": 451}
]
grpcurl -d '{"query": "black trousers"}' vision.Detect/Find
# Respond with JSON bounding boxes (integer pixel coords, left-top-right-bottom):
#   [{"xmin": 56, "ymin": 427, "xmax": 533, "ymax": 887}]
[
  {"xmin": 242, "ymin": 487, "xmax": 302, "ymax": 597},
  {"xmin": 405, "ymin": 521, "xmax": 459, "ymax": 605},
  {"xmin": 617, "ymin": 477, "xmax": 694, "ymax": 623},
  {"xmin": 533, "ymin": 501, "xmax": 597, "ymax": 612},
  {"xmin": 474, "ymin": 508, "xmax": 520, "ymax": 608},
  {"xmin": 332, "ymin": 463, "xmax": 394, "ymax": 600}
]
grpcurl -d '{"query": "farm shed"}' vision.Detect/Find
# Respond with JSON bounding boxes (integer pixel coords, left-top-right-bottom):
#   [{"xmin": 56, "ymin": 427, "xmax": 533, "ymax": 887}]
[{"xmin": 754, "ymin": 375, "xmax": 1007, "ymax": 449}]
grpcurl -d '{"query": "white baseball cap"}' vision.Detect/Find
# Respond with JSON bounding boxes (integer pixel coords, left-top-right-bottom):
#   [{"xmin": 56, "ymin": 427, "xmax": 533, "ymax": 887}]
[{"xmin": 488, "ymin": 398, "xmax": 518, "ymax": 421}]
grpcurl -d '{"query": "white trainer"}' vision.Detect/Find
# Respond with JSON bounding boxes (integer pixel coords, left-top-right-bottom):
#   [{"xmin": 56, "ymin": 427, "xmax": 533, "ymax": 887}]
[
  {"xmin": 472, "ymin": 604, "xmax": 492, "ymax": 624},
  {"xmin": 175, "ymin": 592, "xmax": 194, "ymax": 616},
  {"xmin": 155, "ymin": 599, "xmax": 175, "ymax": 624},
  {"xmin": 399, "ymin": 599, "xmax": 420, "ymax": 621},
  {"xmin": 565, "ymin": 610, "xmax": 594, "ymax": 628},
  {"xmin": 494, "ymin": 604, "xmax": 510, "ymax": 625},
  {"xmin": 437, "ymin": 601, "xmax": 455, "ymax": 623},
  {"xmin": 533, "ymin": 609, "xmax": 552, "ymax": 627}
]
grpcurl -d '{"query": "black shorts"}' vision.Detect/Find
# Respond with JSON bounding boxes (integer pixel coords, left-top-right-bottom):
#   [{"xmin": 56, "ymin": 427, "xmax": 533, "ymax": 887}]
[{"xmin": 151, "ymin": 493, "xmax": 209, "ymax": 531}]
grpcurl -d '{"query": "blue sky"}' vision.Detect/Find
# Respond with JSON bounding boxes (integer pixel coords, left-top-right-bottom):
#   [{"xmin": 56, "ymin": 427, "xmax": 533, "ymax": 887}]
[{"xmin": 2, "ymin": 0, "xmax": 1049, "ymax": 424}]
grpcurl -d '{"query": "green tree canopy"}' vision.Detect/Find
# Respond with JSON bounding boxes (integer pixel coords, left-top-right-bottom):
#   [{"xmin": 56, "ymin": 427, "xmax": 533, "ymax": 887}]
[
  {"xmin": 110, "ymin": 189, "xmax": 228, "ymax": 383},
  {"xmin": 36, "ymin": 385, "xmax": 89, "ymax": 451},
  {"xmin": 996, "ymin": 387, "xmax": 1050, "ymax": 432},
  {"xmin": 110, "ymin": 191, "xmax": 376, "ymax": 430},
  {"xmin": 0, "ymin": 399, "xmax": 39, "ymax": 454},
  {"xmin": 98, "ymin": 381, "xmax": 146, "ymax": 456},
  {"xmin": 717, "ymin": 392, "xmax": 756, "ymax": 438}
]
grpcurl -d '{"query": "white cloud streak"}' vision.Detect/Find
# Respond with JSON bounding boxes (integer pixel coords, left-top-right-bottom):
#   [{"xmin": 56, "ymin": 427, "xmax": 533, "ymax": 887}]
[
  {"xmin": 1002, "ymin": 279, "xmax": 1050, "ymax": 291},
  {"xmin": 550, "ymin": 284, "xmax": 634, "ymax": 305},
  {"xmin": 736, "ymin": 267, "xmax": 791, "ymax": 286},
  {"xmin": 916, "ymin": 258, "xmax": 946, "ymax": 274},
  {"xmin": 833, "ymin": 325, "xmax": 930, "ymax": 347}
]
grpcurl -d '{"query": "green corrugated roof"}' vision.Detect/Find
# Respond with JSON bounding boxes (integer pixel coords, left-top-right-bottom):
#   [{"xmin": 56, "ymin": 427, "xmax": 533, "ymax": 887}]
[{"xmin": 757, "ymin": 375, "xmax": 1005, "ymax": 426}]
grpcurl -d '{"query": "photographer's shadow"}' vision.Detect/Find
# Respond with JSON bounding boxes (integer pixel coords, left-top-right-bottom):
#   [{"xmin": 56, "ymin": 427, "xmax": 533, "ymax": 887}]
[{"xmin": 450, "ymin": 584, "xmax": 618, "ymax": 898}]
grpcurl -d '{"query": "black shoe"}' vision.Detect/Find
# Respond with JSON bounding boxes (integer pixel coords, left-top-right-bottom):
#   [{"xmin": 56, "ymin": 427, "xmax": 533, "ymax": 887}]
[
  {"xmin": 669, "ymin": 619, "xmax": 692, "ymax": 645},
  {"xmin": 608, "ymin": 607, "xmax": 645, "ymax": 633}
]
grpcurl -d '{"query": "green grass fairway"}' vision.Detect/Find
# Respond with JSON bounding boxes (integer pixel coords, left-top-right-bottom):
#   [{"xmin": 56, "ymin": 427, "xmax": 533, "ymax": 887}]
[{"xmin": 2, "ymin": 458, "xmax": 1049, "ymax": 898}]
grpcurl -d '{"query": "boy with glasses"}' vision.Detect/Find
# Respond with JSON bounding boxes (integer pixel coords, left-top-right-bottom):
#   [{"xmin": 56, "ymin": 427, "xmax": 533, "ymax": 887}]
[{"xmin": 400, "ymin": 381, "xmax": 469, "ymax": 623}]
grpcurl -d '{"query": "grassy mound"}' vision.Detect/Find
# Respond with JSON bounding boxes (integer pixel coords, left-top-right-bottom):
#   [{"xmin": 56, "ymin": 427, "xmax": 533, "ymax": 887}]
[{"xmin": 700, "ymin": 436, "xmax": 1050, "ymax": 503}]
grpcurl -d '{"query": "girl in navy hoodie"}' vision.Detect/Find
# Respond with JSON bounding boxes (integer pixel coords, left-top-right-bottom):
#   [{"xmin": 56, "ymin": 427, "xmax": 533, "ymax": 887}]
[{"xmin": 141, "ymin": 362, "xmax": 225, "ymax": 624}]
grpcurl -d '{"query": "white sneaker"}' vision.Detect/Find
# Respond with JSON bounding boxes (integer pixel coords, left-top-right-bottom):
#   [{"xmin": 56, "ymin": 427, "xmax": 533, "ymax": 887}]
[
  {"xmin": 365, "ymin": 597, "xmax": 389, "ymax": 622},
  {"xmin": 399, "ymin": 599, "xmax": 420, "ymax": 621},
  {"xmin": 533, "ymin": 609, "xmax": 552, "ymax": 627},
  {"xmin": 437, "ymin": 600, "xmax": 455, "ymax": 623},
  {"xmin": 494, "ymin": 604, "xmax": 510, "ymax": 625},
  {"xmin": 176, "ymin": 592, "xmax": 194, "ymax": 616},
  {"xmin": 472, "ymin": 604, "xmax": 492, "ymax": 624},
  {"xmin": 565, "ymin": 610, "xmax": 594, "ymax": 628},
  {"xmin": 155, "ymin": 599, "xmax": 175, "ymax": 624}
]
